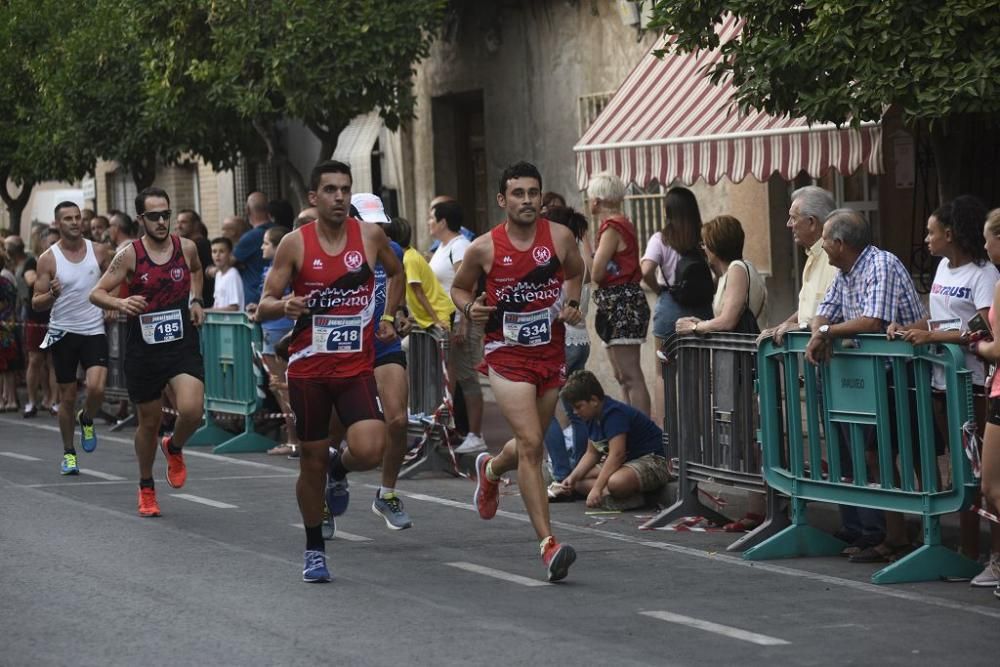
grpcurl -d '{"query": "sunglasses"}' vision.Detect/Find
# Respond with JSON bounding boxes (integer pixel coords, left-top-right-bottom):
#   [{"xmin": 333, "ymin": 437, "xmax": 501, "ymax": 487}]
[{"xmin": 143, "ymin": 210, "xmax": 172, "ymax": 222}]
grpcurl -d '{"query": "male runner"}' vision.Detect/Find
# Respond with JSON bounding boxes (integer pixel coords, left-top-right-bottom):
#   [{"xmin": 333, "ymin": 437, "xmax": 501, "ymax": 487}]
[
  {"xmin": 90, "ymin": 187, "xmax": 205, "ymax": 517},
  {"xmin": 451, "ymin": 161, "xmax": 584, "ymax": 582},
  {"xmin": 32, "ymin": 202, "xmax": 112, "ymax": 474},
  {"xmin": 258, "ymin": 161, "xmax": 404, "ymax": 583}
]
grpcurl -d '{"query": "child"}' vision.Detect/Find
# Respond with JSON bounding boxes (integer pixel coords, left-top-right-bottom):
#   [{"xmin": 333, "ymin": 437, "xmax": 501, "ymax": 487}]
[
  {"xmin": 559, "ymin": 370, "xmax": 669, "ymax": 509},
  {"xmin": 211, "ymin": 236, "xmax": 244, "ymax": 311}
]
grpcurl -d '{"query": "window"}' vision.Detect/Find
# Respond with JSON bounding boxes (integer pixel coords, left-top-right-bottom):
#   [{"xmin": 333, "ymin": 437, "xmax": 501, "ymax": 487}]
[
  {"xmin": 106, "ymin": 169, "xmax": 137, "ymax": 215},
  {"xmin": 578, "ymin": 91, "xmax": 614, "ymax": 136}
]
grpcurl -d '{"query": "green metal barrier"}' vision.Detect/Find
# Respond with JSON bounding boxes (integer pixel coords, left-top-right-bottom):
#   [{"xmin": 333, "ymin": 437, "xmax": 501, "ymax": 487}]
[
  {"xmin": 744, "ymin": 332, "xmax": 980, "ymax": 584},
  {"xmin": 187, "ymin": 311, "xmax": 273, "ymax": 454}
]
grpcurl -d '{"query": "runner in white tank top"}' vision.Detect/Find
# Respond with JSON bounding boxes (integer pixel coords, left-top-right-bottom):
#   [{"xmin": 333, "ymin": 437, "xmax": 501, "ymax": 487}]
[{"xmin": 32, "ymin": 202, "xmax": 112, "ymax": 474}]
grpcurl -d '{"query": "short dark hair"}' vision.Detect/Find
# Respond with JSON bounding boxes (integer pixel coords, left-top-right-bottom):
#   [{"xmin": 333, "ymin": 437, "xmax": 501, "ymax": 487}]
[
  {"xmin": 210, "ymin": 236, "xmax": 233, "ymax": 252},
  {"xmin": 498, "ymin": 161, "xmax": 542, "ymax": 196},
  {"xmin": 54, "ymin": 201, "xmax": 80, "ymax": 220},
  {"xmin": 386, "ymin": 217, "xmax": 413, "ymax": 249},
  {"xmin": 110, "ymin": 212, "xmax": 137, "ymax": 238},
  {"xmin": 310, "ymin": 160, "xmax": 352, "ymax": 191},
  {"xmin": 932, "ymin": 195, "xmax": 989, "ymax": 265},
  {"xmin": 433, "ymin": 201, "xmax": 463, "ymax": 233},
  {"xmin": 561, "ymin": 370, "xmax": 605, "ymax": 404},
  {"xmin": 542, "ymin": 192, "xmax": 566, "ymax": 210},
  {"xmin": 178, "ymin": 208, "xmax": 202, "ymax": 225},
  {"xmin": 269, "ymin": 199, "xmax": 294, "ymax": 228},
  {"xmin": 135, "ymin": 187, "xmax": 170, "ymax": 216},
  {"xmin": 265, "ymin": 225, "xmax": 291, "ymax": 246}
]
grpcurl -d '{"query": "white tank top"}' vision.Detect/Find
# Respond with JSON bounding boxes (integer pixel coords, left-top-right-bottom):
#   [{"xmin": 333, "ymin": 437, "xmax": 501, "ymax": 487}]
[{"xmin": 49, "ymin": 240, "xmax": 105, "ymax": 335}]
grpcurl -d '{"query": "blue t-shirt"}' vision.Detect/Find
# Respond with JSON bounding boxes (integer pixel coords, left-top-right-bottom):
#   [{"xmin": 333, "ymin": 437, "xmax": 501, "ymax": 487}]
[
  {"xmin": 374, "ymin": 240, "xmax": 405, "ymax": 359},
  {"xmin": 233, "ymin": 222, "xmax": 275, "ymax": 306},
  {"xmin": 260, "ymin": 261, "xmax": 293, "ymax": 334},
  {"xmin": 586, "ymin": 397, "xmax": 663, "ymax": 461}
]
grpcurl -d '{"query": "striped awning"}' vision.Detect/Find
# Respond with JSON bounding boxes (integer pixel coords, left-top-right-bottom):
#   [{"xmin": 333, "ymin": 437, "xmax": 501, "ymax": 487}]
[{"xmin": 574, "ymin": 16, "xmax": 882, "ymax": 189}]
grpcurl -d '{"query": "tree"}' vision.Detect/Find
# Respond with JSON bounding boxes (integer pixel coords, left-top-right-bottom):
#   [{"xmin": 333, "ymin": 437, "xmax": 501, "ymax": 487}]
[
  {"xmin": 647, "ymin": 0, "xmax": 1000, "ymax": 203},
  {"xmin": 0, "ymin": 0, "xmax": 95, "ymax": 230},
  {"xmin": 184, "ymin": 0, "xmax": 447, "ymax": 202}
]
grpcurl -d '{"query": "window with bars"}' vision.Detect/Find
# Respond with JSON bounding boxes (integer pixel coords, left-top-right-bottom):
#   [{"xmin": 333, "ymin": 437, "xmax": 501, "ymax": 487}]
[
  {"xmin": 106, "ymin": 169, "xmax": 138, "ymax": 215},
  {"xmin": 578, "ymin": 91, "xmax": 614, "ymax": 136}
]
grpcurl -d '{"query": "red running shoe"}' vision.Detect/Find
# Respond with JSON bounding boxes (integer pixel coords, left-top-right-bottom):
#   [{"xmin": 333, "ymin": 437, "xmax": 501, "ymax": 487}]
[
  {"xmin": 160, "ymin": 436, "xmax": 187, "ymax": 489},
  {"xmin": 137, "ymin": 487, "xmax": 161, "ymax": 517},
  {"xmin": 541, "ymin": 537, "xmax": 576, "ymax": 582},
  {"xmin": 473, "ymin": 452, "xmax": 499, "ymax": 519}
]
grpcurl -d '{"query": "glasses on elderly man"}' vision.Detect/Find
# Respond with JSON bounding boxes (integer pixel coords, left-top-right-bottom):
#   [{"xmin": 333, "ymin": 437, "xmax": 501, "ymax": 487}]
[{"xmin": 142, "ymin": 210, "xmax": 172, "ymax": 223}]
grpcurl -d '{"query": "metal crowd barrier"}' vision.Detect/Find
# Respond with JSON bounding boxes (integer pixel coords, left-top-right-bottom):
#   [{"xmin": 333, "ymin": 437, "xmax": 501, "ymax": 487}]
[
  {"xmin": 640, "ymin": 333, "xmax": 788, "ymax": 551},
  {"xmin": 187, "ymin": 311, "xmax": 273, "ymax": 454},
  {"xmin": 399, "ymin": 327, "xmax": 457, "ymax": 479},
  {"xmin": 744, "ymin": 333, "xmax": 981, "ymax": 584}
]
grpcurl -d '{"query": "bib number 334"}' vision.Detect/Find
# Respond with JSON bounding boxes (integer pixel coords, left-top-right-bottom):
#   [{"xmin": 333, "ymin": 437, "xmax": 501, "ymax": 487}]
[{"xmin": 503, "ymin": 310, "xmax": 551, "ymax": 347}]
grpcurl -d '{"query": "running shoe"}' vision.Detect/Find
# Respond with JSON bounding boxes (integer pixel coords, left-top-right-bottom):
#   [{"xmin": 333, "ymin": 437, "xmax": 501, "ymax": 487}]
[
  {"xmin": 77, "ymin": 409, "xmax": 97, "ymax": 453},
  {"xmin": 137, "ymin": 487, "xmax": 161, "ymax": 517},
  {"xmin": 473, "ymin": 452, "xmax": 499, "ymax": 519},
  {"xmin": 159, "ymin": 436, "xmax": 187, "ymax": 489},
  {"xmin": 541, "ymin": 537, "xmax": 576, "ymax": 582},
  {"xmin": 322, "ymin": 503, "xmax": 336, "ymax": 540},
  {"xmin": 22, "ymin": 404, "xmax": 37, "ymax": 419},
  {"xmin": 971, "ymin": 553, "xmax": 1000, "ymax": 588},
  {"xmin": 302, "ymin": 550, "xmax": 331, "ymax": 583},
  {"xmin": 60, "ymin": 452, "xmax": 79, "ymax": 475},
  {"xmin": 454, "ymin": 432, "xmax": 487, "ymax": 454},
  {"xmin": 325, "ymin": 450, "xmax": 349, "ymax": 516},
  {"xmin": 372, "ymin": 492, "xmax": 413, "ymax": 530}
]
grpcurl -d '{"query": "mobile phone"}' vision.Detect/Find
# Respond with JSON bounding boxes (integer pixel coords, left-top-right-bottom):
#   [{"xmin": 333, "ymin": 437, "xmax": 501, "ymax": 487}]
[{"xmin": 968, "ymin": 312, "xmax": 993, "ymax": 339}]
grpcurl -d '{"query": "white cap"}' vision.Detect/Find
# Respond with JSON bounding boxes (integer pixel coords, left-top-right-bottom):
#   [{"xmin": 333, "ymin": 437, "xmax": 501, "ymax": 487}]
[{"xmin": 351, "ymin": 193, "xmax": 389, "ymax": 223}]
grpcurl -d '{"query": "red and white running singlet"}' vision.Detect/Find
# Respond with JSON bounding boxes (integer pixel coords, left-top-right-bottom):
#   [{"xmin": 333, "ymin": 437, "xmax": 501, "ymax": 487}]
[
  {"xmin": 481, "ymin": 218, "xmax": 565, "ymax": 368},
  {"xmin": 287, "ymin": 219, "xmax": 376, "ymax": 379}
]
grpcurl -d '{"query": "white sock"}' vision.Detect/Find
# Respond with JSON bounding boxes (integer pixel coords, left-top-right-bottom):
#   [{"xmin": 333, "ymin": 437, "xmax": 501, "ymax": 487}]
[{"xmin": 379, "ymin": 486, "xmax": 395, "ymax": 498}]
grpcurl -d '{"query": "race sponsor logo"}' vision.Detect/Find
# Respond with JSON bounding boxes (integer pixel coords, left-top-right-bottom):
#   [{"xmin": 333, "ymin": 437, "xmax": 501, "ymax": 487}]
[
  {"xmin": 502, "ymin": 255, "xmax": 513, "ymax": 265},
  {"xmin": 312, "ymin": 258, "xmax": 324, "ymax": 269},
  {"xmin": 532, "ymin": 246, "xmax": 551, "ymax": 265}
]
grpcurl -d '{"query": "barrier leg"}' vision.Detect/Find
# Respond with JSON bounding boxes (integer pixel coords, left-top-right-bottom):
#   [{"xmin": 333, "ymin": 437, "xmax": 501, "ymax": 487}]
[
  {"xmin": 743, "ymin": 498, "xmax": 846, "ymax": 560},
  {"xmin": 639, "ymin": 479, "xmax": 731, "ymax": 530},
  {"xmin": 187, "ymin": 413, "xmax": 235, "ymax": 447},
  {"xmin": 211, "ymin": 414, "xmax": 278, "ymax": 454},
  {"xmin": 871, "ymin": 515, "xmax": 981, "ymax": 584},
  {"xmin": 398, "ymin": 421, "xmax": 460, "ymax": 480},
  {"xmin": 726, "ymin": 487, "xmax": 791, "ymax": 552}
]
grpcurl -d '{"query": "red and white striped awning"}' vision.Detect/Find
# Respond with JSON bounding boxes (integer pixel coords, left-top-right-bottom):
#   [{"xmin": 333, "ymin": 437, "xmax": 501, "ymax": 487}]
[{"xmin": 574, "ymin": 16, "xmax": 882, "ymax": 190}]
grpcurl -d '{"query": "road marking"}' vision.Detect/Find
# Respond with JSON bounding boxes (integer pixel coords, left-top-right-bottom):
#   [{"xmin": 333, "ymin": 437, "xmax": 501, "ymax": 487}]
[
  {"xmin": 79, "ymin": 469, "xmax": 126, "ymax": 481},
  {"xmin": 445, "ymin": 561, "xmax": 550, "ymax": 587},
  {"xmin": 290, "ymin": 523, "xmax": 372, "ymax": 542},
  {"xmin": 371, "ymin": 484, "xmax": 1000, "ymax": 621},
  {"xmin": 171, "ymin": 493, "xmax": 238, "ymax": 509},
  {"xmin": 0, "ymin": 452, "xmax": 42, "ymax": 461},
  {"xmin": 26, "ymin": 473, "xmax": 297, "ymax": 488},
  {"xmin": 640, "ymin": 611, "xmax": 790, "ymax": 646}
]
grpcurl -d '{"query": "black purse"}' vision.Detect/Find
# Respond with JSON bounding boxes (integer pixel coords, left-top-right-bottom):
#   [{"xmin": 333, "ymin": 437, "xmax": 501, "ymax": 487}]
[{"xmin": 732, "ymin": 261, "xmax": 761, "ymax": 335}]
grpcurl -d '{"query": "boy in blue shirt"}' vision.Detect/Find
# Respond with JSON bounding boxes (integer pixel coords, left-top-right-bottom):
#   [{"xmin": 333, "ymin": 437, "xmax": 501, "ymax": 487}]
[{"xmin": 558, "ymin": 370, "xmax": 669, "ymax": 508}]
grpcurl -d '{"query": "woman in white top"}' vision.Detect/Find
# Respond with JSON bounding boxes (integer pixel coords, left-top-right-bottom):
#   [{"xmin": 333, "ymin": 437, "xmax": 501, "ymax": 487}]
[
  {"xmin": 676, "ymin": 215, "xmax": 767, "ymax": 336},
  {"xmin": 889, "ymin": 195, "xmax": 1000, "ymax": 580}
]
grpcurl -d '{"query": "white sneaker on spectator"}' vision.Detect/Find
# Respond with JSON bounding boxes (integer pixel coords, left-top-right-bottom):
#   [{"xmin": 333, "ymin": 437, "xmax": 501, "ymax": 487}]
[
  {"xmin": 971, "ymin": 553, "xmax": 1000, "ymax": 587},
  {"xmin": 454, "ymin": 432, "xmax": 487, "ymax": 454}
]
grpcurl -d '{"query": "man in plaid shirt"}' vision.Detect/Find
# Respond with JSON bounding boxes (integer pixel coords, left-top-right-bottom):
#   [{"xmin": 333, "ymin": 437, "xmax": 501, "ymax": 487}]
[{"xmin": 805, "ymin": 207, "xmax": 927, "ymax": 564}]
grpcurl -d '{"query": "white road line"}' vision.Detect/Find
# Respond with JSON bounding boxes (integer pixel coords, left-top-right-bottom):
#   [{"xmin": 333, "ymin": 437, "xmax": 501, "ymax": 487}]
[
  {"xmin": 171, "ymin": 493, "xmax": 238, "ymax": 509},
  {"xmin": 79, "ymin": 469, "xmax": 126, "ymax": 481},
  {"xmin": 372, "ymin": 484, "xmax": 1000, "ymax": 621},
  {"xmin": 289, "ymin": 523, "xmax": 372, "ymax": 542},
  {"xmin": 0, "ymin": 452, "xmax": 42, "ymax": 461},
  {"xmin": 445, "ymin": 561, "xmax": 550, "ymax": 587},
  {"xmin": 640, "ymin": 611, "xmax": 790, "ymax": 646},
  {"xmin": 26, "ymin": 473, "xmax": 296, "ymax": 488}
]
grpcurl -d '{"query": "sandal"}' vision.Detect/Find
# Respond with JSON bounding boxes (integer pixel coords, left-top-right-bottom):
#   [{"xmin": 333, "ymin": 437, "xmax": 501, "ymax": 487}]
[
  {"xmin": 267, "ymin": 443, "xmax": 296, "ymax": 456},
  {"xmin": 722, "ymin": 513, "xmax": 764, "ymax": 533},
  {"xmin": 547, "ymin": 481, "xmax": 575, "ymax": 503},
  {"xmin": 848, "ymin": 542, "xmax": 913, "ymax": 564}
]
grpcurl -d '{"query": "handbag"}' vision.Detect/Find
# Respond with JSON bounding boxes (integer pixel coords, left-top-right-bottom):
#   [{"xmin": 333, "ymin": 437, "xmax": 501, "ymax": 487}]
[{"xmin": 732, "ymin": 261, "xmax": 761, "ymax": 335}]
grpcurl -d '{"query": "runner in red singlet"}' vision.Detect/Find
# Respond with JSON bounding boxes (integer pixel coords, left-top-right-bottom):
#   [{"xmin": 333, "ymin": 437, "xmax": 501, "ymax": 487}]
[
  {"xmin": 258, "ymin": 160, "xmax": 404, "ymax": 583},
  {"xmin": 452, "ymin": 162, "xmax": 585, "ymax": 582},
  {"xmin": 90, "ymin": 187, "xmax": 206, "ymax": 518}
]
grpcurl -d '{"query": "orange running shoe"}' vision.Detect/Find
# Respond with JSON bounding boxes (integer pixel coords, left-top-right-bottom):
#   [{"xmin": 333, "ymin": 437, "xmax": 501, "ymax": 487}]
[
  {"xmin": 541, "ymin": 536, "xmax": 576, "ymax": 582},
  {"xmin": 160, "ymin": 436, "xmax": 187, "ymax": 489},
  {"xmin": 137, "ymin": 487, "xmax": 162, "ymax": 517},
  {"xmin": 473, "ymin": 452, "xmax": 499, "ymax": 519}
]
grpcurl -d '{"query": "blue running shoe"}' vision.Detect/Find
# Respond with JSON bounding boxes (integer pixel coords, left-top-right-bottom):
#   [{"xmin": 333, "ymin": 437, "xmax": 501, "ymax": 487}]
[
  {"xmin": 326, "ymin": 450, "xmax": 350, "ymax": 517},
  {"xmin": 60, "ymin": 452, "xmax": 79, "ymax": 475},
  {"xmin": 302, "ymin": 550, "xmax": 331, "ymax": 583},
  {"xmin": 321, "ymin": 503, "xmax": 336, "ymax": 540},
  {"xmin": 77, "ymin": 410, "xmax": 97, "ymax": 453}
]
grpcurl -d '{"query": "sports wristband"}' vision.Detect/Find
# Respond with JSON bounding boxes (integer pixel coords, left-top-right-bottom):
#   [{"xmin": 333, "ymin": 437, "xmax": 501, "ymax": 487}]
[
  {"xmin": 464, "ymin": 302, "xmax": 473, "ymax": 318},
  {"xmin": 380, "ymin": 313, "xmax": 395, "ymax": 323}
]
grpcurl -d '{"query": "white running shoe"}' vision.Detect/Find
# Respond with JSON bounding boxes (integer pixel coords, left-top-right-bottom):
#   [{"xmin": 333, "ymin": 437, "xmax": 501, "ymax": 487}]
[
  {"xmin": 454, "ymin": 432, "xmax": 487, "ymax": 454},
  {"xmin": 971, "ymin": 553, "xmax": 1000, "ymax": 588}
]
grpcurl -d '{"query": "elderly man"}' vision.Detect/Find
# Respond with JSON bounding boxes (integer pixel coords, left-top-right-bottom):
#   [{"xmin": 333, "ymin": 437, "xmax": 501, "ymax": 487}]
[
  {"xmin": 233, "ymin": 192, "xmax": 275, "ymax": 309},
  {"xmin": 760, "ymin": 186, "xmax": 838, "ymax": 344},
  {"xmin": 806, "ymin": 208, "xmax": 926, "ymax": 564},
  {"xmin": 221, "ymin": 215, "xmax": 249, "ymax": 245}
]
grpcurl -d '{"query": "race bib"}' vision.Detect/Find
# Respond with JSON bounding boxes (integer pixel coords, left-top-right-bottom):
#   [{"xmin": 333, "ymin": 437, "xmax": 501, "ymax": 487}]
[
  {"xmin": 503, "ymin": 309, "xmax": 551, "ymax": 347},
  {"xmin": 39, "ymin": 328, "xmax": 67, "ymax": 350},
  {"xmin": 312, "ymin": 314, "xmax": 363, "ymax": 353},
  {"xmin": 140, "ymin": 309, "xmax": 184, "ymax": 345}
]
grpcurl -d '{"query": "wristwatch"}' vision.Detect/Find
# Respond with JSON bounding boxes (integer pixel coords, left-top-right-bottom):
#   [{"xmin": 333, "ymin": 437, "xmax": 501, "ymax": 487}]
[
  {"xmin": 567, "ymin": 299, "xmax": 580, "ymax": 309},
  {"xmin": 189, "ymin": 297, "xmax": 204, "ymax": 307},
  {"xmin": 818, "ymin": 324, "xmax": 831, "ymax": 338}
]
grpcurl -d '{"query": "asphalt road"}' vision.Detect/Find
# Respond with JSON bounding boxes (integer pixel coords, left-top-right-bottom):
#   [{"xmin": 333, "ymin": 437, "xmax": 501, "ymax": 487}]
[{"xmin": 1, "ymin": 414, "xmax": 998, "ymax": 666}]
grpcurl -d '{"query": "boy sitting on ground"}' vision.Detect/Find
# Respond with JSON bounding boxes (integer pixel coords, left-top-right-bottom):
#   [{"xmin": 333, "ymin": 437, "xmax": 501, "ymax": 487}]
[{"xmin": 558, "ymin": 370, "xmax": 669, "ymax": 509}]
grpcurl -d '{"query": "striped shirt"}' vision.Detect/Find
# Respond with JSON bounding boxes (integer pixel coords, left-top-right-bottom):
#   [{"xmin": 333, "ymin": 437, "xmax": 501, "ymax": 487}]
[{"xmin": 817, "ymin": 245, "xmax": 925, "ymax": 327}]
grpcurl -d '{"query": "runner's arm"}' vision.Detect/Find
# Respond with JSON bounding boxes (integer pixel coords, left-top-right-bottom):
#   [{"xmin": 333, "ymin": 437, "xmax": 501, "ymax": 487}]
[
  {"xmin": 558, "ymin": 227, "xmax": 584, "ymax": 304},
  {"xmin": 90, "ymin": 245, "xmax": 145, "ymax": 315},
  {"xmin": 30, "ymin": 251, "xmax": 56, "ymax": 311},
  {"xmin": 258, "ymin": 231, "xmax": 301, "ymax": 322},
  {"xmin": 451, "ymin": 236, "xmax": 493, "ymax": 323}
]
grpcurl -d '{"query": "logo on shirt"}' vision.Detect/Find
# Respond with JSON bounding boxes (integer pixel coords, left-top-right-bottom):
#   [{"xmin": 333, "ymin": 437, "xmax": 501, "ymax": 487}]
[
  {"xmin": 169, "ymin": 267, "xmax": 184, "ymax": 282},
  {"xmin": 344, "ymin": 250, "xmax": 364, "ymax": 272},
  {"xmin": 532, "ymin": 246, "xmax": 551, "ymax": 266},
  {"xmin": 139, "ymin": 273, "xmax": 149, "ymax": 283},
  {"xmin": 502, "ymin": 255, "xmax": 513, "ymax": 266},
  {"xmin": 312, "ymin": 258, "xmax": 324, "ymax": 269}
]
